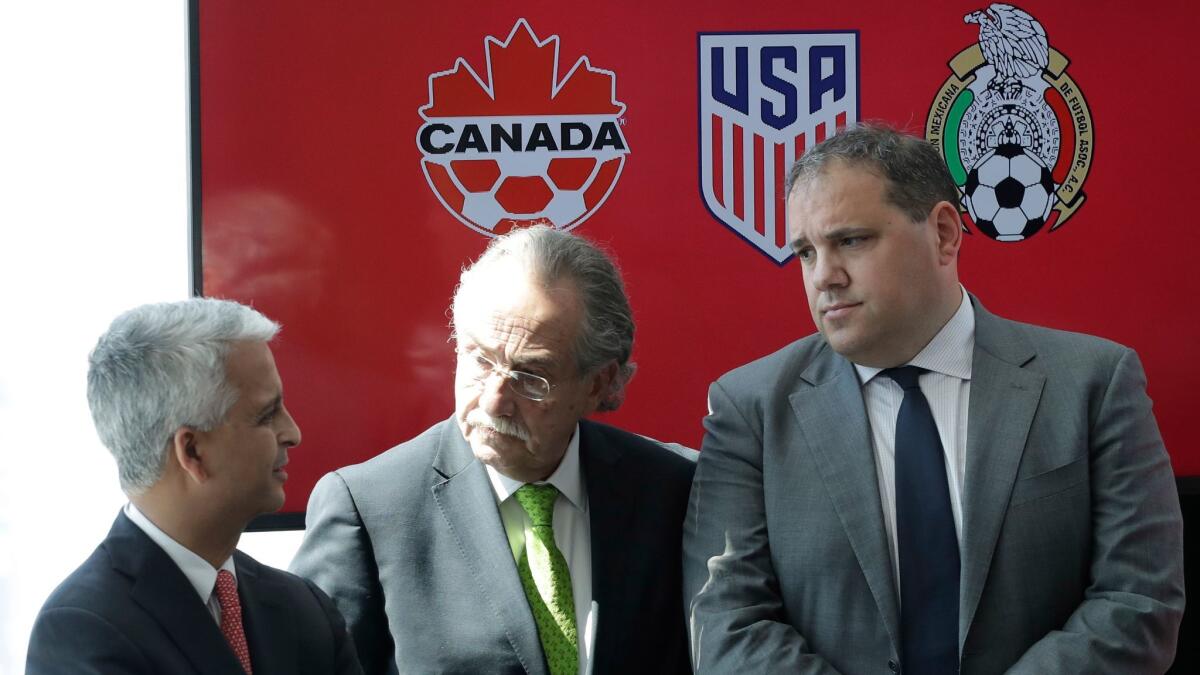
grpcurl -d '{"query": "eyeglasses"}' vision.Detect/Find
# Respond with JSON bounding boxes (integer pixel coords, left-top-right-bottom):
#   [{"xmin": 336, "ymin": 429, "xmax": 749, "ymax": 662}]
[{"xmin": 457, "ymin": 350, "xmax": 556, "ymax": 401}]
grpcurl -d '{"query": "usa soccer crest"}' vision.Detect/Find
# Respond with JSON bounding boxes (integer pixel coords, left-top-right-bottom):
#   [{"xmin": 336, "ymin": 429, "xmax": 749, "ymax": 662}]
[
  {"xmin": 926, "ymin": 4, "xmax": 1093, "ymax": 242},
  {"xmin": 699, "ymin": 31, "xmax": 859, "ymax": 263},
  {"xmin": 417, "ymin": 20, "xmax": 630, "ymax": 236}
]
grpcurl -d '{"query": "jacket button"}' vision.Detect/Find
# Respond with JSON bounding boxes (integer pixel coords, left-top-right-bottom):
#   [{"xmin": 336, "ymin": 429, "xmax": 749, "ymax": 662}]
[{"xmin": 888, "ymin": 660, "xmax": 898, "ymax": 672}]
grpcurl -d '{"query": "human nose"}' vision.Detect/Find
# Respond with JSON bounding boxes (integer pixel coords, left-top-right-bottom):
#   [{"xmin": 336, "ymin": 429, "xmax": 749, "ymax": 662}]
[
  {"xmin": 279, "ymin": 405, "xmax": 302, "ymax": 448},
  {"xmin": 477, "ymin": 369, "xmax": 517, "ymax": 416},
  {"xmin": 809, "ymin": 250, "xmax": 848, "ymax": 291}
]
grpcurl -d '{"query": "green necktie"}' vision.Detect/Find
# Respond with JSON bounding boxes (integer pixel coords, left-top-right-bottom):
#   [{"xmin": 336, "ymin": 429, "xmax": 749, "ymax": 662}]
[{"xmin": 513, "ymin": 483, "xmax": 578, "ymax": 675}]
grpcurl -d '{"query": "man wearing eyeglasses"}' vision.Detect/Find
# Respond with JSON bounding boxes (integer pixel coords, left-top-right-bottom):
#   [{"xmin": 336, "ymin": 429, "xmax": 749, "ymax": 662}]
[{"xmin": 291, "ymin": 225, "xmax": 696, "ymax": 675}]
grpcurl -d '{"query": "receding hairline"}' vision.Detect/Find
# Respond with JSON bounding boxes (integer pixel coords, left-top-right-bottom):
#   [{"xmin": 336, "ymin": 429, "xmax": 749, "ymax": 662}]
[
  {"xmin": 787, "ymin": 156, "xmax": 947, "ymax": 229},
  {"xmin": 787, "ymin": 155, "xmax": 888, "ymax": 199},
  {"xmin": 453, "ymin": 264, "xmax": 587, "ymax": 347}
]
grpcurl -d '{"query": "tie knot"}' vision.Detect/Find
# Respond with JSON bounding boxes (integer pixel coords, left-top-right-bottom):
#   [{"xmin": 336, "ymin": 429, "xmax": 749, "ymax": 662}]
[
  {"xmin": 515, "ymin": 483, "xmax": 559, "ymax": 528},
  {"xmin": 883, "ymin": 365, "xmax": 925, "ymax": 390},
  {"xmin": 214, "ymin": 569, "xmax": 238, "ymax": 604}
]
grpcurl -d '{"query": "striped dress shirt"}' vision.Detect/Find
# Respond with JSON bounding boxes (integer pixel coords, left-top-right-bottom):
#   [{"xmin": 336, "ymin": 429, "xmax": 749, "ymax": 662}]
[{"xmin": 853, "ymin": 288, "xmax": 975, "ymax": 590}]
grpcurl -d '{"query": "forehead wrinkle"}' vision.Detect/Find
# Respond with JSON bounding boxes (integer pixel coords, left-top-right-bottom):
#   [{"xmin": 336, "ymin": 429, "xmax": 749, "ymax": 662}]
[
  {"xmin": 455, "ymin": 267, "xmax": 582, "ymax": 376},
  {"xmin": 466, "ymin": 311, "xmax": 566, "ymax": 364}
]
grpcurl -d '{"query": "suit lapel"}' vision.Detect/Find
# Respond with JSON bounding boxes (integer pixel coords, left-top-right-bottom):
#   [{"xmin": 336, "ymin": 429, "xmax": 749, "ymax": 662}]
[
  {"xmin": 108, "ymin": 513, "xmax": 246, "ymax": 674},
  {"xmin": 579, "ymin": 421, "xmax": 635, "ymax": 668},
  {"xmin": 788, "ymin": 348, "xmax": 901, "ymax": 651},
  {"xmin": 237, "ymin": 552, "xmax": 297, "ymax": 675},
  {"xmin": 959, "ymin": 301, "xmax": 1044, "ymax": 641},
  {"xmin": 430, "ymin": 421, "xmax": 548, "ymax": 675}
]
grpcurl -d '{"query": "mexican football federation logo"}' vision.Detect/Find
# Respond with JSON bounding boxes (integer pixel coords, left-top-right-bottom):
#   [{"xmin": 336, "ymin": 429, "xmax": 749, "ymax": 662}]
[
  {"xmin": 699, "ymin": 31, "xmax": 859, "ymax": 263},
  {"xmin": 926, "ymin": 4, "xmax": 1093, "ymax": 242},
  {"xmin": 417, "ymin": 19, "xmax": 630, "ymax": 236}
]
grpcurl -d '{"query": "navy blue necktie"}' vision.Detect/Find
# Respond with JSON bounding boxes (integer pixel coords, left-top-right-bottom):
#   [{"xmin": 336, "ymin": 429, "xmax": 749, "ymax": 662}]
[{"xmin": 885, "ymin": 366, "xmax": 959, "ymax": 674}]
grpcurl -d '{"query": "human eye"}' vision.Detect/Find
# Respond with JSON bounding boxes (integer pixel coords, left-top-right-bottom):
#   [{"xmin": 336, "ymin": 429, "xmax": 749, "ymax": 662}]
[
  {"xmin": 468, "ymin": 353, "xmax": 498, "ymax": 377},
  {"xmin": 794, "ymin": 246, "xmax": 815, "ymax": 263},
  {"xmin": 513, "ymin": 363, "xmax": 547, "ymax": 380},
  {"xmin": 510, "ymin": 370, "xmax": 551, "ymax": 400},
  {"xmin": 456, "ymin": 348, "xmax": 488, "ymax": 374},
  {"xmin": 840, "ymin": 234, "xmax": 870, "ymax": 247},
  {"xmin": 256, "ymin": 400, "xmax": 281, "ymax": 425}
]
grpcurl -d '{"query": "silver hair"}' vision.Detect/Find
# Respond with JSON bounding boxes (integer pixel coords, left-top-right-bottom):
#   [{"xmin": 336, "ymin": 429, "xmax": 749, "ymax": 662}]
[
  {"xmin": 86, "ymin": 298, "xmax": 280, "ymax": 494},
  {"xmin": 785, "ymin": 122, "xmax": 961, "ymax": 222},
  {"xmin": 451, "ymin": 225, "xmax": 636, "ymax": 412}
]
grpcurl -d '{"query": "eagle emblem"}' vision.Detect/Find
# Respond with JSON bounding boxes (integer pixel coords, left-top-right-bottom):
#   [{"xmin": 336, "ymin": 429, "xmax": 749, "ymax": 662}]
[{"xmin": 965, "ymin": 4, "xmax": 1048, "ymax": 96}]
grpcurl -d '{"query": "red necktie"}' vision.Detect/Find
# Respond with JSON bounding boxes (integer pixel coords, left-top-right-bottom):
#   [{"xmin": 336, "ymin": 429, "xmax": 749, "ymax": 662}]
[{"xmin": 215, "ymin": 569, "xmax": 254, "ymax": 673}]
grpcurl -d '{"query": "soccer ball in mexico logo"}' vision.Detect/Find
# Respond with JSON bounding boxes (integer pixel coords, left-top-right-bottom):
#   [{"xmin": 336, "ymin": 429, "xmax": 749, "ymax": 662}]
[
  {"xmin": 417, "ymin": 19, "xmax": 629, "ymax": 236},
  {"xmin": 926, "ymin": 4, "xmax": 1093, "ymax": 242},
  {"xmin": 962, "ymin": 143, "xmax": 1055, "ymax": 241}
]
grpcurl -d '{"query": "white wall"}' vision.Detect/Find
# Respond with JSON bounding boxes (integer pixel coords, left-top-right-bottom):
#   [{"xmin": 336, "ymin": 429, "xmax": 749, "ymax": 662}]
[{"xmin": 0, "ymin": 3, "xmax": 298, "ymax": 672}]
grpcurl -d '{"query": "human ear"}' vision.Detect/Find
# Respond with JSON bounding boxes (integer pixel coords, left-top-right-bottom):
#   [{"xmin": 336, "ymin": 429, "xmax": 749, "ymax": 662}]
[
  {"xmin": 930, "ymin": 200, "xmax": 964, "ymax": 264},
  {"xmin": 171, "ymin": 427, "xmax": 209, "ymax": 484},
  {"xmin": 587, "ymin": 361, "xmax": 619, "ymax": 408}
]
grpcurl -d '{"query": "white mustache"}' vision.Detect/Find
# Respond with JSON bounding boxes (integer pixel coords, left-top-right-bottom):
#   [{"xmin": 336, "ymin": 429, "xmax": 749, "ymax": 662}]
[{"xmin": 466, "ymin": 410, "xmax": 531, "ymax": 442}]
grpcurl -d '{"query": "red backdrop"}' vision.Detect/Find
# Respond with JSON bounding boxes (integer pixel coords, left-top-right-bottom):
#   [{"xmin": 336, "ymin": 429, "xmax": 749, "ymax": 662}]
[{"xmin": 195, "ymin": 0, "xmax": 1200, "ymax": 515}]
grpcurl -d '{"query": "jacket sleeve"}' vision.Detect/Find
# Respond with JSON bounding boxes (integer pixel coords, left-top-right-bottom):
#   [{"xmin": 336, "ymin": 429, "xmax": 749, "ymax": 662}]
[
  {"xmin": 291, "ymin": 471, "xmax": 396, "ymax": 675},
  {"xmin": 1007, "ymin": 348, "xmax": 1185, "ymax": 673},
  {"xmin": 302, "ymin": 577, "xmax": 365, "ymax": 675},
  {"xmin": 682, "ymin": 380, "xmax": 843, "ymax": 674},
  {"xmin": 26, "ymin": 606, "xmax": 150, "ymax": 675}
]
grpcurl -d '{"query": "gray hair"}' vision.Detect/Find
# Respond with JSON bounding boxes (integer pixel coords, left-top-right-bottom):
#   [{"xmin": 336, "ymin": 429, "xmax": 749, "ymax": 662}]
[
  {"xmin": 785, "ymin": 122, "xmax": 960, "ymax": 222},
  {"xmin": 86, "ymin": 298, "xmax": 280, "ymax": 494},
  {"xmin": 451, "ymin": 226, "xmax": 635, "ymax": 412}
]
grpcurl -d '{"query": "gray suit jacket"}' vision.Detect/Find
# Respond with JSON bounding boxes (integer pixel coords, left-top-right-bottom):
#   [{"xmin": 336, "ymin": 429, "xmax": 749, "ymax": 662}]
[
  {"xmin": 682, "ymin": 298, "xmax": 1184, "ymax": 674},
  {"xmin": 292, "ymin": 417, "xmax": 695, "ymax": 674}
]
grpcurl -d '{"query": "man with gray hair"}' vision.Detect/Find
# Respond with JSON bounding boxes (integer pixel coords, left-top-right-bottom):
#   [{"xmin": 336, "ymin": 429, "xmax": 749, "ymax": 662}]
[
  {"xmin": 683, "ymin": 124, "xmax": 1184, "ymax": 674},
  {"xmin": 27, "ymin": 298, "xmax": 361, "ymax": 674},
  {"xmin": 292, "ymin": 225, "xmax": 695, "ymax": 674}
]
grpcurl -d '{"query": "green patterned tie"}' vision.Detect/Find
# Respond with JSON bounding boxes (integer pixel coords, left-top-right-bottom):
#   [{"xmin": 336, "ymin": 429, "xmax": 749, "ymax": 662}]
[{"xmin": 514, "ymin": 484, "xmax": 578, "ymax": 675}]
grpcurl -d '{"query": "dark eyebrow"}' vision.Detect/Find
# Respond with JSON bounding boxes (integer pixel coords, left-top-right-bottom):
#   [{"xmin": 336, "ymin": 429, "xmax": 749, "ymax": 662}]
[
  {"xmin": 512, "ymin": 357, "xmax": 555, "ymax": 373},
  {"xmin": 466, "ymin": 342, "xmax": 555, "ymax": 373},
  {"xmin": 821, "ymin": 226, "xmax": 874, "ymax": 241},
  {"xmin": 790, "ymin": 226, "xmax": 874, "ymax": 252}
]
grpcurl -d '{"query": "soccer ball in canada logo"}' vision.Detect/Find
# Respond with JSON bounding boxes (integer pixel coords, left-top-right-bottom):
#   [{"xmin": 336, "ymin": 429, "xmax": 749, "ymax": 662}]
[{"xmin": 417, "ymin": 19, "xmax": 630, "ymax": 236}]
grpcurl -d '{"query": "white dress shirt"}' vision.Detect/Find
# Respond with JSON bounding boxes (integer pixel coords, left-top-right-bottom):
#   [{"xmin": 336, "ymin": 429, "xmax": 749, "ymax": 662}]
[
  {"xmin": 486, "ymin": 425, "xmax": 595, "ymax": 675},
  {"xmin": 124, "ymin": 502, "xmax": 237, "ymax": 625},
  {"xmin": 853, "ymin": 288, "xmax": 974, "ymax": 589}
]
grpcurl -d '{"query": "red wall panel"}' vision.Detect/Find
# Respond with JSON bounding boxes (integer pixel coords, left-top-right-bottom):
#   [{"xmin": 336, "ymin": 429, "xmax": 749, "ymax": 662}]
[{"xmin": 194, "ymin": 1, "xmax": 1200, "ymax": 514}]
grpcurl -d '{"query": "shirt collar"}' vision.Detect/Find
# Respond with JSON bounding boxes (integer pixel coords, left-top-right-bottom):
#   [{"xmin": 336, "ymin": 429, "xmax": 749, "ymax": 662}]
[
  {"xmin": 124, "ymin": 502, "xmax": 236, "ymax": 603},
  {"xmin": 485, "ymin": 423, "xmax": 587, "ymax": 513},
  {"xmin": 854, "ymin": 285, "xmax": 975, "ymax": 385}
]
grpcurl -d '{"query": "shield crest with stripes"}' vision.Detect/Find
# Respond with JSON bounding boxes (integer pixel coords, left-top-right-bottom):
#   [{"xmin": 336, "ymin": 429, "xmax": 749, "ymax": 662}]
[{"xmin": 699, "ymin": 31, "xmax": 859, "ymax": 263}]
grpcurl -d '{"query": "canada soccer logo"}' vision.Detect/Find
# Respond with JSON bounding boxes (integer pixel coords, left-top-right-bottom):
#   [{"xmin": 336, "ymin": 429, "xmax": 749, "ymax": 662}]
[
  {"xmin": 417, "ymin": 20, "xmax": 630, "ymax": 236},
  {"xmin": 926, "ymin": 4, "xmax": 1093, "ymax": 242}
]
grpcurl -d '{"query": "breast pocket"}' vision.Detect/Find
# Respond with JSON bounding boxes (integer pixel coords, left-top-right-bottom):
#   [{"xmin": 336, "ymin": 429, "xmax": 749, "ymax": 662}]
[{"xmin": 1009, "ymin": 456, "xmax": 1088, "ymax": 507}]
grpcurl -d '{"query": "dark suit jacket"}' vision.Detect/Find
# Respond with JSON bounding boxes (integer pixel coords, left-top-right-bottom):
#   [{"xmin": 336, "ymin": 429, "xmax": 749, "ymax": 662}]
[
  {"xmin": 683, "ymin": 297, "xmax": 1185, "ymax": 674},
  {"xmin": 291, "ymin": 417, "xmax": 696, "ymax": 674},
  {"xmin": 26, "ymin": 511, "xmax": 362, "ymax": 675}
]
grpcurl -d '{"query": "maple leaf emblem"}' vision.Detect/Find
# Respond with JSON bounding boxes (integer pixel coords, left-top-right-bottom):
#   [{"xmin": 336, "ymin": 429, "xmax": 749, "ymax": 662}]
[{"xmin": 419, "ymin": 19, "xmax": 626, "ymax": 119}]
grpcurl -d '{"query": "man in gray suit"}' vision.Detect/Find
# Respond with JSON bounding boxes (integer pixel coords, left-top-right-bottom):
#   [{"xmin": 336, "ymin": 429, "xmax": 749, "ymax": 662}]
[
  {"xmin": 683, "ymin": 125, "xmax": 1184, "ymax": 674},
  {"xmin": 292, "ymin": 225, "xmax": 695, "ymax": 674}
]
